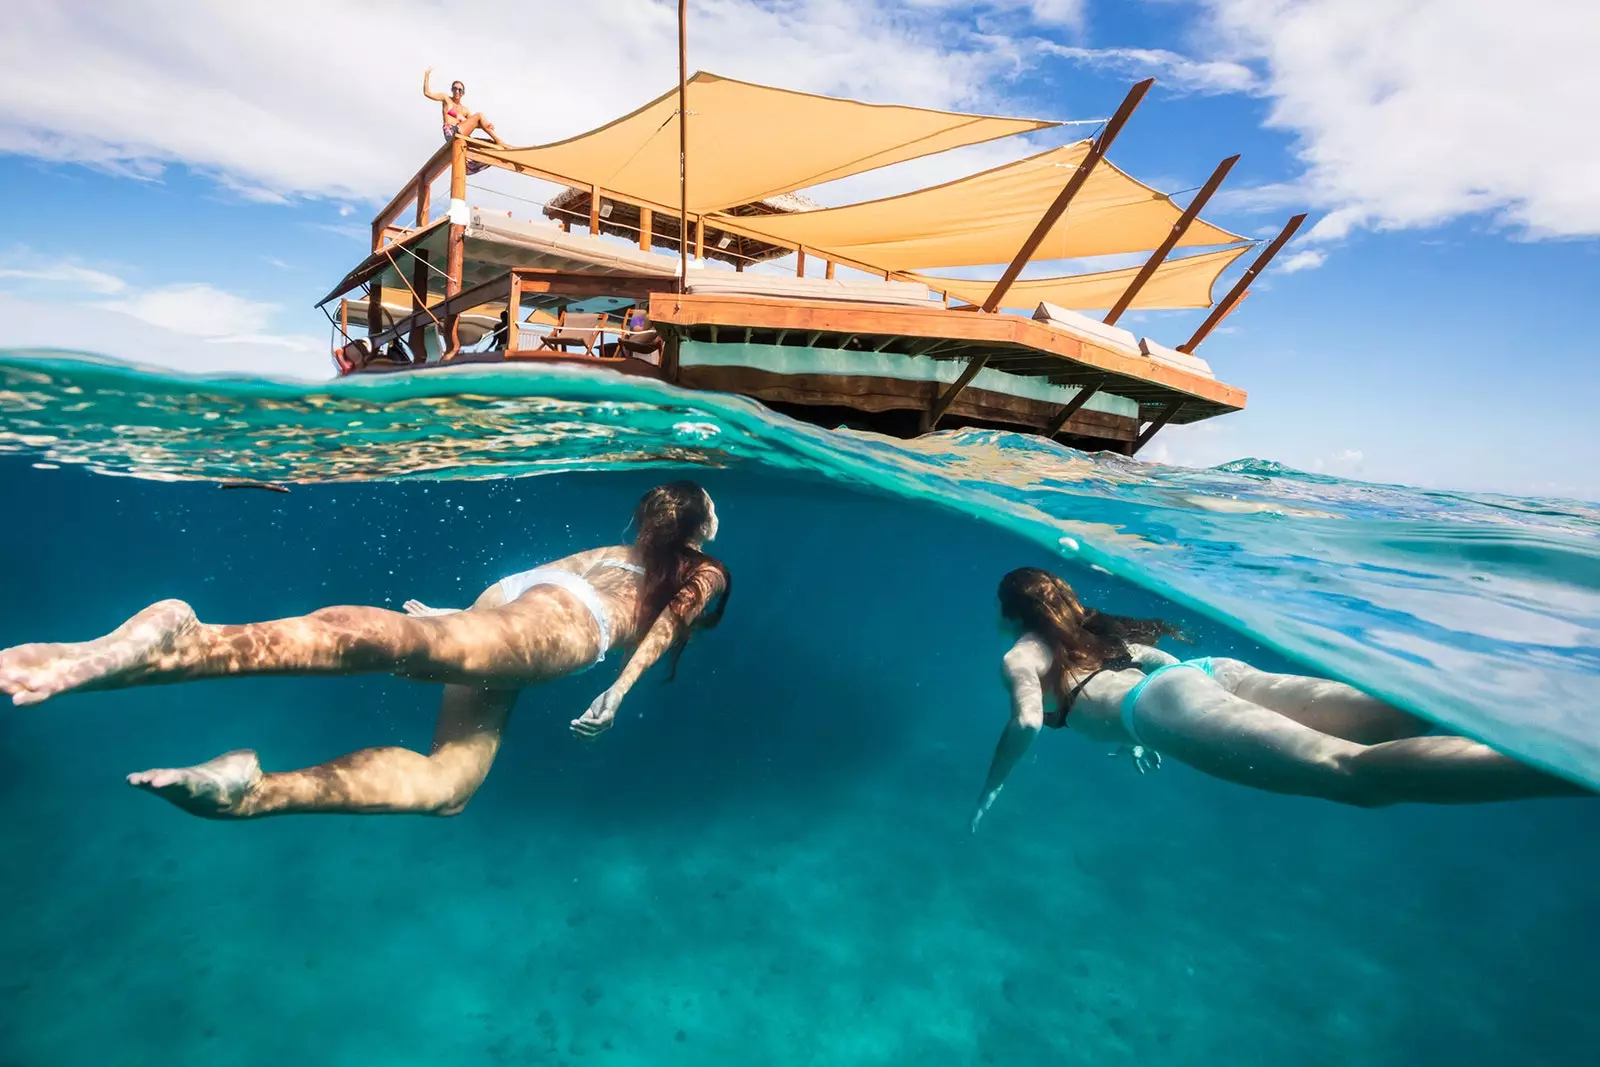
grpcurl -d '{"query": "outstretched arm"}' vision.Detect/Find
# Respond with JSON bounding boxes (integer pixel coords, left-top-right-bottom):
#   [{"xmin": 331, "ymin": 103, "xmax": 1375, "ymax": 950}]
[
  {"xmin": 422, "ymin": 67, "xmax": 447, "ymax": 102},
  {"xmin": 971, "ymin": 641, "xmax": 1049, "ymax": 832},
  {"xmin": 571, "ymin": 565, "xmax": 726, "ymax": 738}
]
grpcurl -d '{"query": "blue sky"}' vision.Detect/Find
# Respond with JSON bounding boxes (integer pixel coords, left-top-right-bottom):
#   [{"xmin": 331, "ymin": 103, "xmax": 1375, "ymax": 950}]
[{"xmin": 0, "ymin": 0, "xmax": 1595, "ymax": 497}]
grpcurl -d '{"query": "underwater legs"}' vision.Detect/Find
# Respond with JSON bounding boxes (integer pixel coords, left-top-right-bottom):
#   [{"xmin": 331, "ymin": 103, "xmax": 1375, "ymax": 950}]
[
  {"xmin": 128, "ymin": 684, "xmax": 518, "ymax": 818},
  {"xmin": 0, "ymin": 596, "xmax": 573, "ymax": 704},
  {"xmin": 1341, "ymin": 735, "xmax": 1591, "ymax": 806}
]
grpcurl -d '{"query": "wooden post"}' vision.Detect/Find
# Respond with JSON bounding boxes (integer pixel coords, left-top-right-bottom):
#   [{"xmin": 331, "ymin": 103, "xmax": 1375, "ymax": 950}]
[
  {"xmin": 923, "ymin": 355, "xmax": 990, "ymax": 432},
  {"xmin": 415, "ymin": 172, "xmax": 431, "ymax": 228},
  {"xmin": 365, "ymin": 285, "xmax": 382, "ymax": 338},
  {"xmin": 1103, "ymin": 154, "xmax": 1240, "ymax": 326},
  {"xmin": 677, "ymin": 0, "xmax": 689, "ymax": 293},
  {"xmin": 982, "ymin": 79, "xmax": 1154, "ymax": 313},
  {"xmin": 694, "ymin": 218, "xmax": 704, "ymax": 261},
  {"xmin": 796, "ymin": 247, "xmax": 806, "ymax": 277},
  {"xmin": 505, "ymin": 273, "xmax": 521, "ymax": 354},
  {"xmin": 1178, "ymin": 212, "xmax": 1307, "ymax": 353},
  {"xmin": 825, "ymin": 261, "xmax": 836, "ymax": 280},
  {"xmin": 1044, "ymin": 380, "xmax": 1103, "ymax": 437},
  {"xmin": 1131, "ymin": 401, "xmax": 1184, "ymax": 454},
  {"xmin": 589, "ymin": 185, "xmax": 600, "ymax": 234},
  {"xmin": 639, "ymin": 206, "xmax": 653, "ymax": 251},
  {"xmin": 662, "ymin": 332, "xmax": 681, "ymax": 383},
  {"xmin": 408, "ymin": 248, "xmax": 431, "ymax": 364},
  {"xmin": 443, "ymin": 138, "xmax": 468, "ymax": 358}
]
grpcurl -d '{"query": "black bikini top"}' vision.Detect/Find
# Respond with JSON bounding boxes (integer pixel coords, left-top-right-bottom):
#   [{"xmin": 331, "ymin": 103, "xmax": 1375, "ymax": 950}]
[{"xmin": 1042, "ymin": 654, "xmax": 1138, "ymax": 729}]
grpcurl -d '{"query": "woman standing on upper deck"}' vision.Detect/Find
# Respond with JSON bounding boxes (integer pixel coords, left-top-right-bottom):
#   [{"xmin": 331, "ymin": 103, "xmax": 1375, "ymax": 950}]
[
  {"xmin": 0, "ymin": 482, "xmax": 728, "ymax": 821},
  {"xmin": 971, "ymin": 567, "xmax": 1588, "ymax": 828},
  {"xmin": 423, "ymin": 68, "xmax": 505, "ymax": 147}
]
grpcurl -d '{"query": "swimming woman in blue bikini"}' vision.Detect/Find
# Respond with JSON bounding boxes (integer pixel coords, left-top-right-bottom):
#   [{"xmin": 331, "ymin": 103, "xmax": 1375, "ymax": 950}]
[
  {"xmin": 0, "ymin": 482, "xmax": 728, "ymax": 819},
  {"xmin": 971, "ymin": 567, "xmax": 1586, "ymax": 828}
]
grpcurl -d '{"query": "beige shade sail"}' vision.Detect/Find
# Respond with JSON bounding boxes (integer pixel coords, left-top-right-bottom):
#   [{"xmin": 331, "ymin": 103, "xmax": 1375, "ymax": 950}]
[
  {"xmin": 712, "ymin": 142, "xmax": 1246, "ymax": 269},
  {"xmin": 471, "ymin": 72, "xmax": 1057, "ymax": 215},
  {"xmin": 910, "ymin": 244, "xmax": 1253, "ymax": 311}
]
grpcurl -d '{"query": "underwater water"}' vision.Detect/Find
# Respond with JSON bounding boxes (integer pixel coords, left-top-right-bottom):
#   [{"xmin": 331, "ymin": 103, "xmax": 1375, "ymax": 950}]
[{"xmin": 1, "ymin": 352, "xmax": 1597, "ymax": 1066}]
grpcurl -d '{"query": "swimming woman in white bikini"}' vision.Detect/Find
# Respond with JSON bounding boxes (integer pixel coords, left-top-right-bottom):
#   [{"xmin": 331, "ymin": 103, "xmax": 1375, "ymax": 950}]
[
  {"xmin": 971, "ymin": 567, "xmax": 1587, "ymax": 829},
  {"xmin": 0, "ymin": 482, "xmax": 728, "ymax": 820}
]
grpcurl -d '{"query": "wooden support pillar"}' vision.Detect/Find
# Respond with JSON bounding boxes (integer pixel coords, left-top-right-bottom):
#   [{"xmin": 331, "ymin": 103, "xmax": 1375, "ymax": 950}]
[
  {"xmin": 983, "ymin": 78, "xmax": 1154, "ymax": 313},
  {"xmin": 415, "ymin": 172, "xmax": 431, "ymax": 228},
  {"xmin": 694, "ymin": 218, "xmax": 704, "ymax": 261},
  {"xmin": 443, "ymin": 139, "xmax": 468, "ymax": 359},
  {"xmin": 638, "ymin": 207, "xmax": 653, "ymax": 251},
  {"xmin": 589, "ymin": 185, "xmax": 600, "ymax": 234},
  {"xmin": 662, "ymin": 333, "xmax": 682, "ymax": 383},
  {"xmin": 365, "ymin": 285, "xmax": 382, "ymax": 338},
  {"xmin": 1044, "ymin": 379, "xmax": 1103, "ymax": 438},
  {"xmin": 923, "ymin": 355, "xmax": 990, "ymax": 432},
  {"xmin": 505, "ymin": 273, "xmax": 522, "ymax": 354},
  {"xmin": 408, "ymin": 248, "xmax": 431, "ymax": 364},
  {"xmin": 1179, "ymin": 212, "xmax": 1307, "ymax": 353},
  {"xmin": 1103, "ymin": 154, "xmax": 1240, "ymax": 326},
  {"xmin": 825, "ymin": 261, "xmax": 835, "ymax": 280},
  {"xmin": 796, "ymin": 247, "xmax": 806, "ymax": 277},
  {"xmin": 1131, "ymin": 401, "xmax": 1184, "ymax": 455}
]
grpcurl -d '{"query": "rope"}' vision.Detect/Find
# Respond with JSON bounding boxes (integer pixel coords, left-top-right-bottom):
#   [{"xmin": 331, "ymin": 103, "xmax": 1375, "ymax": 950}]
[
  {"xmin": 380, "ymin": 248, "xmax": 445, "ymax": 330},
  {"xmin": 389, "ymin": 240, "xmax": 452, "ymax": 281}
]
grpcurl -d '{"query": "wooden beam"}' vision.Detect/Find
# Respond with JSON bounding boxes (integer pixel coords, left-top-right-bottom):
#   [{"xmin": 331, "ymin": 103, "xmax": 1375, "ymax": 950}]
[
  {"xmin": 1103, "ymin": 153, "xmax": 1240, "ymax": 326},
  {"xmin": 365, "ymin": 285, "xmax": 382, "ymax": 338},
  {"xmin": 796, "ymin": 247, "xmax": 806, "ymax": 277},
  {"xmin": 695, "ymin": 218, "xmax": 705, "ymax": 261},
  {"xmin": 677, "ymin": 0, "xmax": 689, "ymax": 294},
  {"xmin": 1179, "ymin": 212, "xmax": 1307, "ymax": 353},
  {"xmin": 924, "ymin": 355, "xmax": 990, "ymax": 431},
  {"xmin": 982, "ymin": 78, "xmax": 1154, "ymax": 313},
  {"xmin": 639, "ymin": 206, "xmax": 653, "ymax": 251},
  {"xmin": 825, "ymin": 261, "xmax": 836, "ymax": 280},
  {"xmin": 442, "ymin": 139, "xmax": 468, "ymax": 358},
  {"xmin": 505, "ymin": 273, "xmax": 522, "ymax": 353},
  {"xmin": 371, "ymin": 140, "xmax": 454, "ymax": 252},
  {"xmin": 415, "ymin": 172, "xmax": 432, "ymax": 228},
  {"xmin": 1044, "ymin": 379, "xmax": 1104, "ymax": 437},
  {"xmin": 589, "ymin": 185, "xmax": 600, "ymax": 234},
  {"xmin": 1131, "ymin": 401, "xmax": 1184, "ymax": 454},
  {"xmin": 367, "ymin": 273, "xmax": 515, "ymax": 353},
  {"xmin": 408, "ymin": 247, "xmax": 431, "ymax": 364},
  {"xmin": 510, "ymin": 268, "xmax": 668, "ymax": 303}
]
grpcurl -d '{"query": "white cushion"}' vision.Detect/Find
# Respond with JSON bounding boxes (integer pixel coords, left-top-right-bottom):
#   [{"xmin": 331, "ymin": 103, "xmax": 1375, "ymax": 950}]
[
  {"xmin": 1139, "ymin": 336, "xmax": 1214, "ymax": 379},
  {"xmin": 1031, "ymin": 302, "xmax": 1139, "ymax": 355}
]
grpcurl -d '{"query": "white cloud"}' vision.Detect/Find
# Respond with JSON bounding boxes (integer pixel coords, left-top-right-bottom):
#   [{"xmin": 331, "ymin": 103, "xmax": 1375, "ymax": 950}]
[
  {"xmin": 1039, "ymin": 44, "xmax": 1257, "ymax": 94},
  {"xmin": 0, "ymin": 262, "xmax": 128, "ymax": 295},
  {"xmin": 1198, "ymin": 0, "xmax": 1600, "ymax": 238},
  {"xmin": 102, "ymin": 282, "xmax": 276, "ymax": 338},
  {"xmin": 0, "ymin": 0, "xmax": 1062, "ymax": 205},
  {"xmin": 1277, "ymin": 247, "xmax": 1326, "ymax": 272}
]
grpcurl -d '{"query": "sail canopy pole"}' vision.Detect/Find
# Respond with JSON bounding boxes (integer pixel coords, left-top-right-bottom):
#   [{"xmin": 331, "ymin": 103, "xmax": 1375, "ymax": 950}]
[{"xmin": 678, "ymin": 0, "xmax": 689, "ymax": 293}]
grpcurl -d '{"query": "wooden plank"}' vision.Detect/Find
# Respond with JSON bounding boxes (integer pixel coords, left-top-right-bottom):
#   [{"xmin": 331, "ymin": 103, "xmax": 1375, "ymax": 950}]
[
  {"xmin": 983, "ymin": 79, "xmax": 1154, "ymax": 313},
  {"xmin": 1131, "ymin": 401, "xmax": 1184, "ymax": 454},
  {"xmin": 1045, "ymin": 379, "xmax": 1103, "ymax": 436},
  {"xmin": 1103, "ymin": 154, "xmax": 1239, "ymax": 325},
  {"xmin": 925, "ymin": 355, "xmax": 990, "ymax": 431},
  {"xmin": 1179, "ymin": 212, "xmax": 1307, "ymax": 353}
]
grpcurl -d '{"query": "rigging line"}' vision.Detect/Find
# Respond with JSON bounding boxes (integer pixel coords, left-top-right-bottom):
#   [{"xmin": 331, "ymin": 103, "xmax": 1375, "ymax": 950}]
[
  {"xmin": 318, "ymin": 302, "xmax": 355, "ymax": 345},
  {"xmin": 380, "ymin": 248, "xmax": 445, "ymax": 330},
  {"xmin": 389, "ymin": 241, "xmax": 452, "ymax": 281}
]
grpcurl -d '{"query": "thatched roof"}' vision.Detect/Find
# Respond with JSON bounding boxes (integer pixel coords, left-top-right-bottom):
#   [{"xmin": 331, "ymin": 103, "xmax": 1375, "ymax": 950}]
[{"xmin": 542, "ymin": 188, "xmax": 820, "ymax": 267}]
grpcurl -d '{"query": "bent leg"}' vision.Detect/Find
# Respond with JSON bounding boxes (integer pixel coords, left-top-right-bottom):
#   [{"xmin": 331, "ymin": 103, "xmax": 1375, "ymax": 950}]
[
  {"xmin": 1345, "ymin": 735, "xmax": 1590, "ymax": 805},
  {"xmin": 128, "ymin": 685, "xmax": 518, "ymax": 818},
  {"xmin": 1209, "ymin": 657, "xmax": 1430, "ymax": 743}
]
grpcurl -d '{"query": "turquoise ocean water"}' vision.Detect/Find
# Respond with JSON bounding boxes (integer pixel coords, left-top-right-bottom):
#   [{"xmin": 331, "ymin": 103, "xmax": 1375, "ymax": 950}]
[{"xmin": 1, "ymin": 351, "xmax": 1596, "ymax": 1065}]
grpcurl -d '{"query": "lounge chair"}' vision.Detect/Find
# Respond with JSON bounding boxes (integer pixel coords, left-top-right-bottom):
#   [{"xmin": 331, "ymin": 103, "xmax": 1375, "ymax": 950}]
[
  {"xmin": 1031, "ymin": 301, "xmax": 1140, "ymax": 356},
  {"xmin": 538, "ymin": 311, "xmax": 608, "ymax": 355}
]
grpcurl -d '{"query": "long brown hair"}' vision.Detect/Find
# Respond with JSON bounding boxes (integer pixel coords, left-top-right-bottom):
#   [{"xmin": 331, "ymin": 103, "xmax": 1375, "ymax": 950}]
[
  {"xmin": 998, "ymin": 567, "xmax": 1187, "ymax": 693},
  {"xmin": 632, "ymin": 481, "xmax": 731, "ymax": 680}
]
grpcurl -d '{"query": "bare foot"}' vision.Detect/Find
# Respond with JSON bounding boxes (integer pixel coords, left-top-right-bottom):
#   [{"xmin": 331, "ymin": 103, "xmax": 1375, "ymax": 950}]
[
  {"xmin": 0, "ymin": 599, "xmax": 197, "ymax": 706},
  {"xmin": 127, "ymin": 749, "xmax": 263, "ymax": 819}
]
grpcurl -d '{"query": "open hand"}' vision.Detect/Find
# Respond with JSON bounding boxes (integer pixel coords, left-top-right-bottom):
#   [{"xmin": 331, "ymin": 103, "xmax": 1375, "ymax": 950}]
[
  {"xmin": 403, "ymin": 599, "xmax": 461, "ymax": 618},
  {"xmin": 571, "ymin": 688, "xmax": 622, "ymax": 740},
  {"xmin": 1109, "ymin": 744, "xmax": 1163, "ymax": 775}
]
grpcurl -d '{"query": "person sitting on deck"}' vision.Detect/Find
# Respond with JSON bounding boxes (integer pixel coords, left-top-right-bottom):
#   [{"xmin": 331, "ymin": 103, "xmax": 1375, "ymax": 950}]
[
  {"xmin": 0, "ymin": 483, "xmax": 730, "ymax": 820},
  {"xmin": 424, "ymin": 68, "xmax": 504, "ymax": 146},
  {"xmin": 970, "ymin": 567, "xmax": 1590, "ymax": 829}
]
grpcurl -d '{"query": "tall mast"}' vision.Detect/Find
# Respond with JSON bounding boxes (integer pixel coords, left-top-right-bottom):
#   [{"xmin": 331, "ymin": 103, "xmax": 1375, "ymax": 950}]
[{"xmin": 678, "ymin": 0, "xmax": 689, "ymax": 293}]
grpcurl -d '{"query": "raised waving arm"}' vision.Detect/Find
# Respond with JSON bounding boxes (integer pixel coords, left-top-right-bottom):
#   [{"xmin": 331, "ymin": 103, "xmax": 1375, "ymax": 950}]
[
  {"xmin": 570, "ymin": 564, "xmax": 726, "ymax": 739},
  {"xmin": 970, "ymin": 638, "xmax": 1051, "ymax": 832},
  {"xmin": 422, "ymin": 67, "xmax": 447, "ymax": 102}
]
